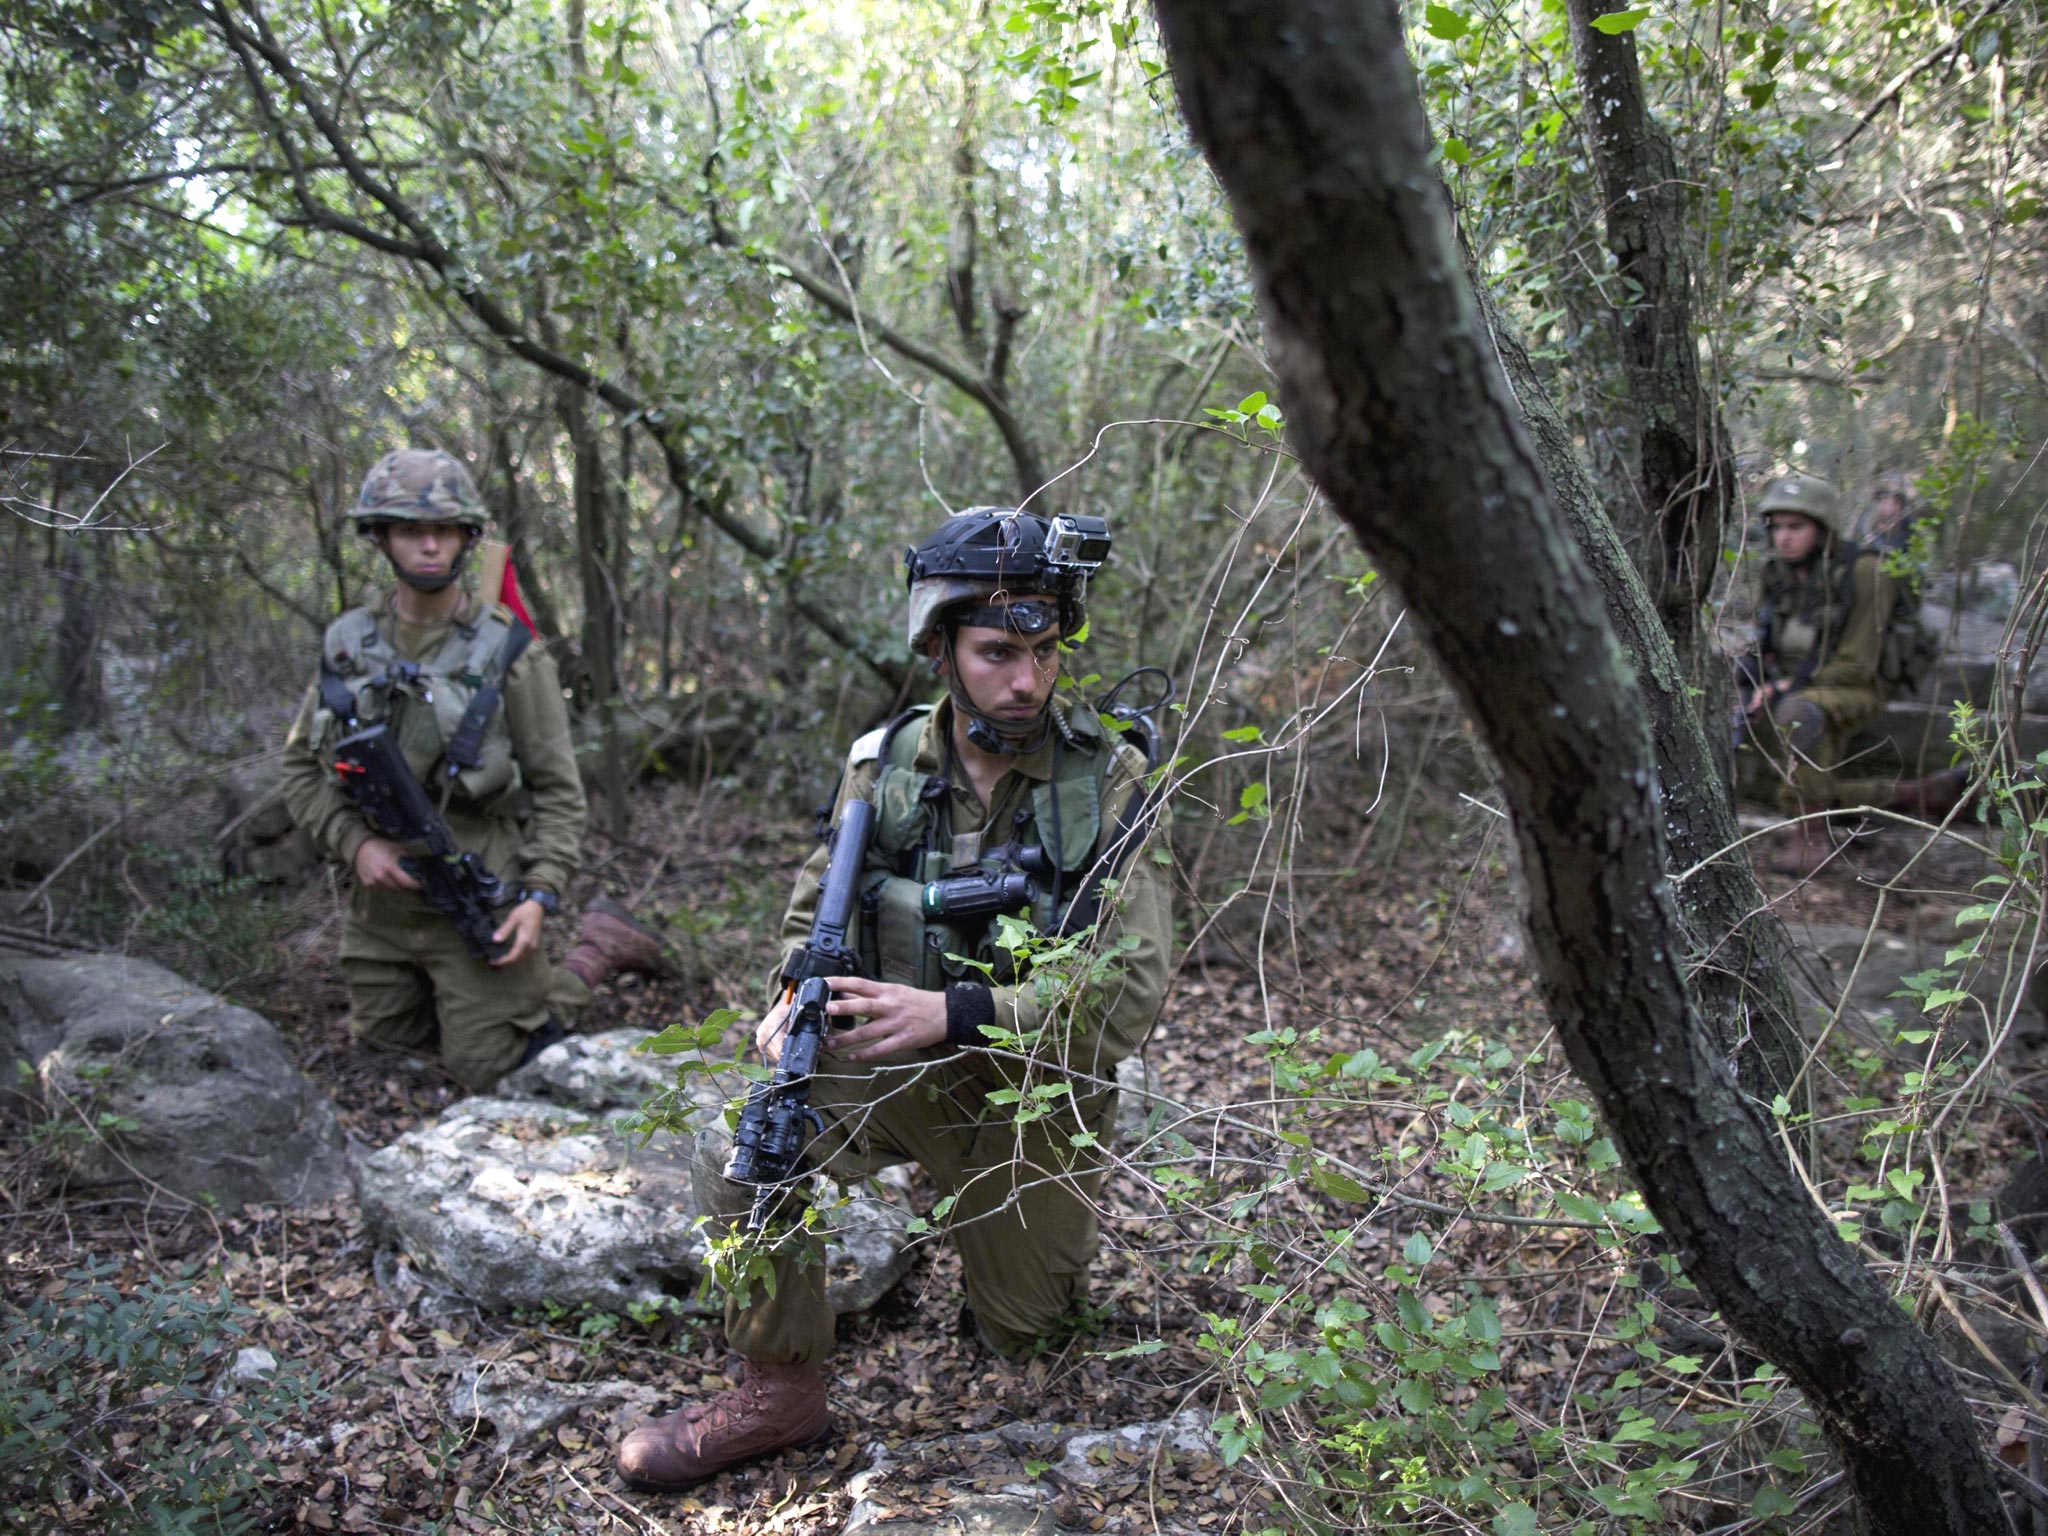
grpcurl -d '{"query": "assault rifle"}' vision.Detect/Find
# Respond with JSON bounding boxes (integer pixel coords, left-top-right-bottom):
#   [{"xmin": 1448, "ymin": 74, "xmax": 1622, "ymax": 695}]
[
  {"xmin": 725, "ymin": 798, "xmax": 876, "ymax": 1229},
  {"xmin": 329, "ymin": 720, "xmax": 511, "ymax": 962}
]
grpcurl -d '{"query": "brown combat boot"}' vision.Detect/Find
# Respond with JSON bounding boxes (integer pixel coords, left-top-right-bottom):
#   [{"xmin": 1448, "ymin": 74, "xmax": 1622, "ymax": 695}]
[
  {"xmin": 616, "ymin": 1360, "xmax": 829, "ymax": 1491},
  {"xmin": 561, "ymin": 895, "xmax": 677, "ymax": 990},
  {"xmin": 1890, "ymin": 767, "xmax": 1972, "ymax": 821}
]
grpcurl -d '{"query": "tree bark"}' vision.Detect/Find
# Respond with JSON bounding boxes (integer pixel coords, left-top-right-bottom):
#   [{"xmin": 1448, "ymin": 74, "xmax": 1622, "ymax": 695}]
[
  {"xmin": 1470, "ymin": 270, "xmax": 1802, "ymax": 1097},
  {"xmin": 1151, "ymin": 3, "xmax": 2006, "ymax": 1531},
  {"xmin": 55, "ymin": 532, "xmax": 104, "ymax": 732},
  {"xmin": 562, "ymin": 387, "xmax": 628, "ymax": 841},
  {"xmin": 488, "ymin": 416, "xmax": 562, "ymax": 641},
  {"xmin": 1564, "ymin": 0, "xmax": 1730, "ymax": 660}
]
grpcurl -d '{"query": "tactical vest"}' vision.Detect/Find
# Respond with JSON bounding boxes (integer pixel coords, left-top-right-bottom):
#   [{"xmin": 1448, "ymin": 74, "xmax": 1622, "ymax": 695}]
[
  {"xmin": 312, "ymin": 601, "xmax": 530, "ymax": 817},
  {"xmin": 1758, "ymin": 543, "xmax": 1864, "ymax": 683},
  {"xmin": 851, "ymin": 702, "xmax": 1145, "ymax": 990},
  {"xmin": 1757, "ymin": 542, "xmax": 1934, "ymax": 698}
]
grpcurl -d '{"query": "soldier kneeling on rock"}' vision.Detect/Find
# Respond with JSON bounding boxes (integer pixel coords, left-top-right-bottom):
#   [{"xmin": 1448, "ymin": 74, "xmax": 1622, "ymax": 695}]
[
  {"xmin": 280, "ymin": 447, "xmax": 672, "ymax": 1092},
  {"xmin": 616, "ymin": 507, "xmax": 1173, "ymax": 1489},
  {"xmin": 1735, "ymin": 471, "xmax": 1969, "ymax": 875}
]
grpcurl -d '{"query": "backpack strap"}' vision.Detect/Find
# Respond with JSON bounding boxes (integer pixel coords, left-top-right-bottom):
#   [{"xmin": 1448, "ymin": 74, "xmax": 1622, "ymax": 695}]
[
  {"xmin": 1056, "ymin": 740, "xmax": 1165, "ymax": 938},
  {"xmin": 443, "ymin": 618, "xmax": 531, "ymax": 775}
]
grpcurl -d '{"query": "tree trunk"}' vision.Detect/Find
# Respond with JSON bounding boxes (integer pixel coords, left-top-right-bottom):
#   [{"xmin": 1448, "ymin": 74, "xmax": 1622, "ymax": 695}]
[
  {"xmin": 1470, "ymin": 268, "xmax": 1803, "ymax": 1098},
  {"xmin": 1564, "ymin": 0, "xmax": 1731, "ymax": 663},
  {"xmin": 1151, "ymin": 3, "xmax": 2007, "ymax": 1532},
  {"xmin": 55, "ymin": 523, "xmax": 104, "ymax": 732},
  {"xmin": 489, "ymin": 417, "xmax": 562, "ymax": 640},
  {"xmin": 562, "ymin": 388, "xmax": 628, "ymax": 841}
]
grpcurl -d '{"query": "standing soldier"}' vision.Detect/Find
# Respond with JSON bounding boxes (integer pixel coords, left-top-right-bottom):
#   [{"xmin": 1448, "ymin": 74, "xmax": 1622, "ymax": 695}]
[
  {"xmin": 616, "ymin": 507, "xmax": 1173, "ymax": 1490},
  {"xmin": 1739, "ymin": 472, "xmax": 1966, "ymax": 872},
  {"xmin": 280, "ymin": 447, "xmax": 669, "ymax": 1091}
]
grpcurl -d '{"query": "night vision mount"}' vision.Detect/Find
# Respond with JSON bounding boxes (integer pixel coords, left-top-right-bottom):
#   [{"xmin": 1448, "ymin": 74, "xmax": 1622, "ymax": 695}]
[{"xmin": 904, "ymin": 508, "xmax": 1112, "ymax": 595}]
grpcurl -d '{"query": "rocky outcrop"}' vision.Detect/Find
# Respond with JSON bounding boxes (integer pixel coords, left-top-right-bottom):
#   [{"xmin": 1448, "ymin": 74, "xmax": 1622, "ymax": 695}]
[
  {"xmin": 356, "ymin": 1029, "xmax": 917, "ymax": 1316},
  {"xmin": 1, "ymin": 951, "xmax": 349, "ymax": 1207},
  {"xmin": 842, "ymin": 1412, "xmax": 1221, "ymax": 1535},
  {"xmin": 217, "ymin": 757, "xmax": 319, "ymax": 886},
  {"xmin": 1781, "ymin": 920, "xmax": 2047, "ymax": 1055}
]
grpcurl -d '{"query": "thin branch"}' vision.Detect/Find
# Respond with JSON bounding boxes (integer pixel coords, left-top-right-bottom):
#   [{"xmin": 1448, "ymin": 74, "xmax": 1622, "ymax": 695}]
[{"xmin": 1833, "ymin": 0, "xmax": 2014, "ymax": 156}]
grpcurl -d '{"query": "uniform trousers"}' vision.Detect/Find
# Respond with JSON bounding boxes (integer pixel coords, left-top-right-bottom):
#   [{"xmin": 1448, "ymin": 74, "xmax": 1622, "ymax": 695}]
[
  {"xmin": 701, "ymin": 1048, "xmax": 1113, "ymax": 1365},
  {"xmin": 1738, "ymin": 683, "xmax": 1892, "ymax": 817}
]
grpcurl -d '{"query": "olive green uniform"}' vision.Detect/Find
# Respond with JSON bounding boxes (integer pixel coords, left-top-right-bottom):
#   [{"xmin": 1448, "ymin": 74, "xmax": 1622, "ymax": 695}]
[
  {"xmin": 279, "ymin": 592, "xmax": 590, "ymax": 1089},
  {"xmin": 711, "ymin": 695, "xmax": 1172, "ymax": 1363},
  {"xmin": 1742, "ymin": 548, "xmax": 1897, "ymax": 815}
]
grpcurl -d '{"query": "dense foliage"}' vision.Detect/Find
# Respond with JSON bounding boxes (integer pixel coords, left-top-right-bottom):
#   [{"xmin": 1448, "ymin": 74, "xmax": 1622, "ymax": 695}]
[{"xmin": 3, "ymin": 0, "xmax": 2044, "ymax": 1530}]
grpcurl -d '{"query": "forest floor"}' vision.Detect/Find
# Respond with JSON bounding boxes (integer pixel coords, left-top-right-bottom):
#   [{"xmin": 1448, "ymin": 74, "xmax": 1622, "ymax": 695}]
[{"xmin": 4, "ymin": 777, "xmax": 2030, "ymax": 1534}]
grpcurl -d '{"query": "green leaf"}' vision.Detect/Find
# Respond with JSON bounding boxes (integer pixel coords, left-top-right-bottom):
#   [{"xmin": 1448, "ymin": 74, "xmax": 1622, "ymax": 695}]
[
  {"xmin": 1591, "ymin": 6, "xmax": 1652, "ymax": 32},
  {"xmin": 1441, "ymin": 137, "xmax": 1471, "ymax": 166},
  {"xmin": 1493, "ymin": 1507, "xmax": 1539, "ymax": 1536},
  {"xmin": 1425, "ymin": 4, "xmax": 1470, "ymax": 41},
  {"xmin": 1481, "ymin": 1161, "xmax": 1532, "ymax": 1192},
  {"xmin": 1222, "ymin": 725, "xmax": 1264, "ymax": 742},
  {"xmin": 1097, "ymin": 1338, "xmax": 1166, "ymax": 1360},
  {"xmin": 1402, "ymin": 1231, "xmax": 1434, "ymax": 1266},
  {"xmin": 1554, "ymin": 1190, "xmax": 1607, "ymax": 1223},
  {"xmin": 1752, "ymin": 1485, "xmax": 1796, "ymax": 1519},
  {"xmin": 1236, "ymin": 391, "xmax": 1268, "ymax": 414},
  {"xmin": 1308, "ymin": 1163, "xmax": 1374, "ymax": 1204}
]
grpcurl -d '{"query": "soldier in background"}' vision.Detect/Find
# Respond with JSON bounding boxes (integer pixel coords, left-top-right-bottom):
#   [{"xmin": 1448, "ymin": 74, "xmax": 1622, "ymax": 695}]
[
  {"xmin": 1857, "ymin": 469, "xmax": 1921, "ymax": 555},
  {"xmin": 1738, "ymin": 472, "xmax": 1966, "ymax": 873},
  {"xmin": 280, "ymin": 448, "xmax": 669, "ymax": 1090}
]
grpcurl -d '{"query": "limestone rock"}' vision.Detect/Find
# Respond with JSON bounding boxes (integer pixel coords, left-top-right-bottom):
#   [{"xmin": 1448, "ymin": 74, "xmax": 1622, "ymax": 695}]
[
  {"xmin": 356, "ymin": 1073, "xmax": 915, "ymax": 1316},
  {"xmin": 842, "ymin": 1412, "xmax": 1220, "ymax": 1535},
  {"xmin": 1782, "ymin": 921, "xmax": 2047, "ymax": 1054},
  {"xmin": 494, "ymin": 1026, "xmax": 679, "ymax": 1112},
  {"xmin": 1113, "ymin": 1053, "xmax": 1174, "ymax": 1147},
  {"xmin": 218, "ymin": 757, "xmax": 319, "ymax": 886},
  {"xmin": 4, "ymin": 952, "xmax": 348, "ymax": 1207},
  {"xmin": 445, "ymin": 1358, "xmax": 662, "ymax": 1451}
]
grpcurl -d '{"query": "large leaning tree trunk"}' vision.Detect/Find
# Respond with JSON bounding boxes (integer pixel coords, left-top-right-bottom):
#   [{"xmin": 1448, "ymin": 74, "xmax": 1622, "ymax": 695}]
[
  {"xmin": 1149, "ymin": 3, "xmax": 2007, "ymax": 1532},
  {"xmin": 1471, "ymin": 276, "xmax": 1803, "ymax": 1100}
]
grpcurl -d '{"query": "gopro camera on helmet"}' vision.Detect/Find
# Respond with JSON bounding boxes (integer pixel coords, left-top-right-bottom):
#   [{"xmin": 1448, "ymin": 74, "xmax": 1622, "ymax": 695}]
[{"xmin": 1042, "ymin": 514, "xmax": 1111, "ymax": 581}]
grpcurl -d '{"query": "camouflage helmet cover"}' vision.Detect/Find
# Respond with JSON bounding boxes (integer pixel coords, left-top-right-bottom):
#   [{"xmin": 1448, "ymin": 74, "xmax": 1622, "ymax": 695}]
[
  {"xmin": 351, "ymin": 448, "xmax": 487, "ymax": 532},
  {"xmin": 903, "ymin": 507, "xmax": 1092, "ymax": 653},
  {"xmin": 1755, "ymin": 472, "xmax": 1842, "ymax": 540}
]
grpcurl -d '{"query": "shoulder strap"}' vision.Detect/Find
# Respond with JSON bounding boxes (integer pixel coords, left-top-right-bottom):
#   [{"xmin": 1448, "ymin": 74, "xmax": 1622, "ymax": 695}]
[
  {"xmin": 443, "ymin": 618, "xmax": 532, "ymax": 774},
  {"xmin": 1055, "ymin": 768, "xmax": 1166, "ymax": 938},
  {"xmin": 879, "ymin": 704, "xmax": 932, "ymax": 770}
]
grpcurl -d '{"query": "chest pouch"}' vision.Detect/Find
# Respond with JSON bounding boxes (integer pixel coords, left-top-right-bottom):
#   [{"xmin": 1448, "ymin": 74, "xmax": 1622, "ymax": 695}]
[{"xmin": 320, "ymin": 613, "xmax": 529, "ymax": 816}]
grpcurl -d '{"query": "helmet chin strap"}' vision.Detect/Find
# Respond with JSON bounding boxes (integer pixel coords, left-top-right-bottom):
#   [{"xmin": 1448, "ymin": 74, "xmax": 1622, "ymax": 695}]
[
  {"xmin": 940, "ymin": 632, "xmax": 1052, "ymax": 756},
  {"xmin": 377, "ymin": 528, "xmax": 476, "ymax": 593}
]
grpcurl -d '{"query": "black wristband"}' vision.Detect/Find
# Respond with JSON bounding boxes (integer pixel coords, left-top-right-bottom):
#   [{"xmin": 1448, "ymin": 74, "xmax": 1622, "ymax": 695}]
[{"xmin": 944, "ymin": 982, "xmax": 996, "ymax": 1049}]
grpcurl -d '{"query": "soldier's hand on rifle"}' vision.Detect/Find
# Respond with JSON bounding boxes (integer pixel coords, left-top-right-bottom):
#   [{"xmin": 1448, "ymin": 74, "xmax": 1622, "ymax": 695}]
[
  {"xmin": 755, "ymin": 994, "xmax": 795, "ymax": 1066},
  {"xmin": 354, "ymin": 836, "xmax": 423, "ymax": 892},
  {"xmin": 823, "ymin": 977, "xmax": 948, "ymax": 1061},
  {"xmin": 489, "ymin": 900, "xmax": 544, "ymax": 968}
]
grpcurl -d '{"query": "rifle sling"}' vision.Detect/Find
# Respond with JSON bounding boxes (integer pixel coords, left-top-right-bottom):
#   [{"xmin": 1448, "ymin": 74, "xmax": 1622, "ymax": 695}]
[{"xmin": 444, "ymin": 621, "xmax": 532, "ymax": 776}]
